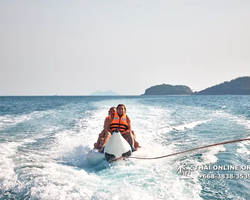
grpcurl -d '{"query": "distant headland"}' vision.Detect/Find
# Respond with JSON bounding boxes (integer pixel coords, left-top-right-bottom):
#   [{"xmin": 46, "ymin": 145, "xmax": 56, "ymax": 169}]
[
  {"xmin": 194, "ymin": 76, "xmax": 250, "ymax": 95},
  {"xmin": 142, "ymin": 77, "xmax": 250, "ymax": 95},
  {"xmin": 143, "ymin": 84, "xmax": 193, "ymax": 95},
  {"xmin": 90, "ymin": 90, "xmax": 120, "ymax": 96}
]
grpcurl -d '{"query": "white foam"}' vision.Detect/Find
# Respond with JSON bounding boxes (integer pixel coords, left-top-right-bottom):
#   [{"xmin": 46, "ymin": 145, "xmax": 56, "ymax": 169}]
[
  {"xmin": 30, "ymin": 163, "xmax": 97, "ymax": 199},
  {"xmin": 0, "ymin": 142, "xmax": 19, "ymax": 192},
  {"xmin": 0, "ymin": 110, "xmax": 53, "ymax": 130},
  {"xmin": 172, "ymin": 120, "xmax": 210, "ymax": 131},
  {"xmin": 236, "ymin": 141, "xmax": 250, "ymax": 155},
  {"xmin": 212, "ymin": 110, "xmax": 250, "ymax": 130},
  {"xmin": 34, "ymin": 102, "xmax": 202, "ymax": 199},
  {"xmin": 3, "ymin": 98, "xmax": 241, "ymax": 199},
  {"xmin": 22, "ymin": 138, "xmax": 37, "ymax": 144},
  {"xmin": 201, "ymin": 145, "xmax": 226, "ymax": 164},
  {"xmin": 0, "ymin": 115, "xmax": 30, "ymax": 130}
]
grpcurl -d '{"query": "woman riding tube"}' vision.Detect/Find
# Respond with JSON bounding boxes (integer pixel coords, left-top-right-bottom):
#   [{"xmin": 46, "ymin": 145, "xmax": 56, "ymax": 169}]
[
  {"xmin": 93, "ymin": 107, "xmax": 117, "ymax": 150},
  {"xmin": 100, "ymin": 104, "xmax": 140, "ymax": 152}
]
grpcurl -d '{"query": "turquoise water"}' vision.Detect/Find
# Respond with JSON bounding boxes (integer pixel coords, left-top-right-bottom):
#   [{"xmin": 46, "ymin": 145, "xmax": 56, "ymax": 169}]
[{"xmin": 0, "ymin": 95, "xmax": 250, "ymax": 199}]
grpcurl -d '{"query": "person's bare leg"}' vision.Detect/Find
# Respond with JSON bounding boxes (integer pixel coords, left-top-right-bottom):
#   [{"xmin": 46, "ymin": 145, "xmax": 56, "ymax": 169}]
[
  {"xmin": 100, "ymin": 138, "xmax": 104, "ymax": 148},
  {"xmin": 132, "ymin": 130, "xmax": 136, "ymax": 141},
  {"xmin": 131, "ymin": 130, "xmax": 140, "ymax": 148},
  {"xmin": 122, "ymin": 132, "xmax": 134, "ymax": 150},
  {"xmin": 99, "ymin": 132, "xmax": 111, "ymax": 152},
  {"xmin": 94, "ymin": 130, "xmax": 105, "ymax": 149}
]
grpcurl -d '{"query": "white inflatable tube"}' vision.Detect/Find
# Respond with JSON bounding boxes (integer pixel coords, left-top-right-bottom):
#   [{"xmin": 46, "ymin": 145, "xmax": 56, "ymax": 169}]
[{"xmin": 104, "ymin": 129, "xmax": 132, "ymax": 162}]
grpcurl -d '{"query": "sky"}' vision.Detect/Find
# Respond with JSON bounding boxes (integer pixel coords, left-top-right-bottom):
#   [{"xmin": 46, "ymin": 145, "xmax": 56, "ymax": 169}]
[{"xmin": 0, "ymin": 0, "xmax": 249, "ymax": 95}]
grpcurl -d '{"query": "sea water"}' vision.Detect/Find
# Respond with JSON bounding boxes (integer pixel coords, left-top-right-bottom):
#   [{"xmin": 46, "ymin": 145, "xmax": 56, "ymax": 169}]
[{"xmin": 0, "ymin": 95, "xmax": 250, "ymax": 200}]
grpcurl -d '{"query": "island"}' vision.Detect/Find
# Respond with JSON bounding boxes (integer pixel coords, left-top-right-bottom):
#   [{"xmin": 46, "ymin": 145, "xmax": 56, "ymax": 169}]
[
  {"xmin": 143, "ymin": 84, "xmax": 193, "ymax": 95},
  {"xmin": 90, "ymin": 90, "xmax": 120, "ymax": 96},
  {"xmin": 194, "ymin": 76, "xmax": 250, "ymax": 95}
]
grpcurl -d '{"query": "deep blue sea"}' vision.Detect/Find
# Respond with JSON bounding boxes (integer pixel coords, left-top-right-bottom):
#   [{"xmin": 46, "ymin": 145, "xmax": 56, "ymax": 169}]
[{"xmin": 0, "ymin": 95, "xmax": 250, "ymax": 200}]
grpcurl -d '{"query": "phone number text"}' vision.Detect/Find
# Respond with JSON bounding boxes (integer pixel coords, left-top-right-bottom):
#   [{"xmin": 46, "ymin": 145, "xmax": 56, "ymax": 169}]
[{"xmin": 199, "ymin": 174, "xmax": 250, "ymax": 179}]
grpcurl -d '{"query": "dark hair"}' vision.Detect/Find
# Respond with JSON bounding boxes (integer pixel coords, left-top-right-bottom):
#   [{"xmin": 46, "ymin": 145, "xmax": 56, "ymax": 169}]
[
  {"xmin": 109, "ymin": 107, "xmax": 116, "ymax": 111},
  {"xmin": 117, "ymin": 104, "xmax": 126, "ymax": 113}
]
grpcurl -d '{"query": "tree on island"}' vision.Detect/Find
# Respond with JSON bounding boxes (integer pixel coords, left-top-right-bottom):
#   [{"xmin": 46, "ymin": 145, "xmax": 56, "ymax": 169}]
[
  {"xmin": 142, "ymin": 76, "xmax": 250, "ymax": 96},
  {"xmin": 195, "ymin": 76, "xmax": 250, "ymax": 95},
  {"xmin": 143, "ymin": 84, "xmax": 193, "ymax": 95}
]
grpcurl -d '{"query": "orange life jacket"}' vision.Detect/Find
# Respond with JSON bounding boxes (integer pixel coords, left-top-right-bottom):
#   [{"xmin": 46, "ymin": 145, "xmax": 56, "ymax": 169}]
[
  {"xmin": 106, "ymin": 115, "xmax": 111, "ymax": 120},
  {"xmin": 110, "ymin": 113, "xmax": 128, "ymax": 133}
]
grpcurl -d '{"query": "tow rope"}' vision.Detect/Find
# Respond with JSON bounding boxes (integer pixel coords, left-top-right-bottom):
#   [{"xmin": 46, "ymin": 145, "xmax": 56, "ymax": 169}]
[{"xmin": 129, "ymin": 138, "xmax": 250, "ymax": 160}]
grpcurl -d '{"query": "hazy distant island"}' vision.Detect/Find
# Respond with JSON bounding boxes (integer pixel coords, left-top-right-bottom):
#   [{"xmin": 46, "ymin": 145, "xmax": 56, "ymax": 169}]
[
  {"xmin": 142, "ymin": 76, "xmax": 250, "ymax": 95},
  {"xmin": 194, "ymin": 76, "xmax": 250, "ymax": 95},
  {"xmin": 90, "ymin": 90, "xmax": 120, "ymax": 96},
  {"xmin": 143, "ymin": 84, "xmax": 193, "ymax": 95}
]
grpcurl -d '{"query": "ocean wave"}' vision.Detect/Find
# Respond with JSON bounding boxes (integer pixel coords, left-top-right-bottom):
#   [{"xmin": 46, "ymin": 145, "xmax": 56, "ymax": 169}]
[
  {"xmin": 1, "ymin": 96, "xmax": 249, "ymax": 199},
  {"xmin": 0, "ymin": 110, "xmax": 54, "ymax": 131},
  {"xmin": 0, "ymin": 142, "xmax": 20, "ymax": 195},
  {"xmin": 172, "ymin": 120, "xmax": 210, "ymax": 131}
]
